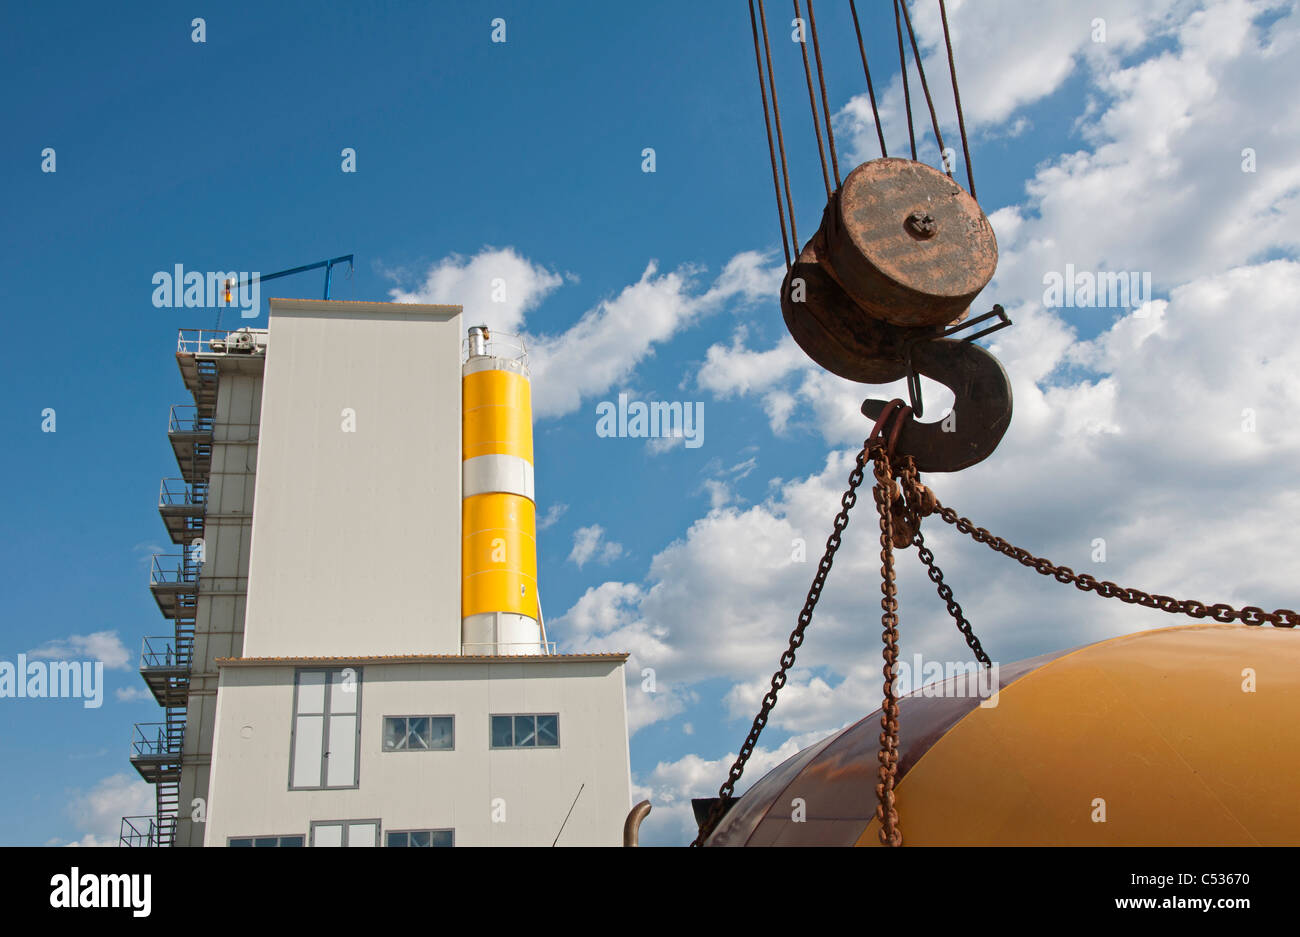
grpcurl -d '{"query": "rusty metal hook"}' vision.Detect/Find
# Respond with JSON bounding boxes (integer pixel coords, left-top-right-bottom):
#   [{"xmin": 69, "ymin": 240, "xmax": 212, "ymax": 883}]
[
  {"xmin": 861, "ymin": 338, "xmax": 1013, "ymax": 473},
  {"xmin": 903, "ymin": 305, "xmax": 1012, "ymax": 418}
]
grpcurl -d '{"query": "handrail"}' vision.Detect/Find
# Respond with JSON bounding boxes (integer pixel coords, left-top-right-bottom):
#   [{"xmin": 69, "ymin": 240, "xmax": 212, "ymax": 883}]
[
  {"xmin": 158, "ymin": 478, "xmax": 207, "ymax": 508},
  {"xmin": 461, "ymin": 330, "xmax": 529, "ymax": 366},
  {"xmin": 460, "ymin": 642, "xmax": 557, "ymax": 656},
  {"xmin": 130, "ymin": 722, "xmax": 181, "ymax": 758},
  {"xmin": 119, "ymin": 815, "xmax": 162, "ymax": 848},
  {"xmin": 177, "ymin": 327, "xmax": 268, "ymax": 357},
  {"xmin": 140, "ymin": 636, "xmax": 190, "ymax": 670},
  {"xmin": 149, "ymin": 554, "xmax": 200, "ymax": 585},
  {"xmin": 167, "ymin": 404, "xmax": 213, "ymax": 435}
]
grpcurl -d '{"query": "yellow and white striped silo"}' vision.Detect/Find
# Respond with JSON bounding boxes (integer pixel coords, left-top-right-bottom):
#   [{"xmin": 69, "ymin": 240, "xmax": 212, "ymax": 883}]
[{"xmin": 461, "ymin": 326, "xmax": 546, "ymax": 655}]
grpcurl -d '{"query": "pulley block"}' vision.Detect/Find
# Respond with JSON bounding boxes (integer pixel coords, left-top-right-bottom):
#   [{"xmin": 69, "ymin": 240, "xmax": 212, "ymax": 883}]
[
  {"xmin": 781, "ymin": 223, "xmax": 942, "ymax": 384},
  {"xmin": 823, "ymin": 158, "xmax": 997, "ymax": 329}
]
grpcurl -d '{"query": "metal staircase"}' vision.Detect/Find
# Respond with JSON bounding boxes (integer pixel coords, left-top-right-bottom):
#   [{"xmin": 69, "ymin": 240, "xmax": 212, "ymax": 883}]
[
  {"xmin": 122, "ymin": 332, "xmax": 224, "ymax": 846},
  {"xmin": 122, "ymin": 328, "xmax": 266, "ymax": 847}
]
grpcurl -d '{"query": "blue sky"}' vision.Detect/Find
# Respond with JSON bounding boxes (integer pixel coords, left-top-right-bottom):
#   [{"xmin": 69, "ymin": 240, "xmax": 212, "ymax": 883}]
[{"xmin": 2, "ymin": 0, "xmax": 1298, "ymax": 846}]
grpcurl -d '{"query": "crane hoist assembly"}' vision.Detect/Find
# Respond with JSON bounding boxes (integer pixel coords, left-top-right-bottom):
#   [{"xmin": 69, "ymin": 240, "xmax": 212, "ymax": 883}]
[{"xmin": 667, "ymin": 0, "xmax": 1300, "ymax": 850}]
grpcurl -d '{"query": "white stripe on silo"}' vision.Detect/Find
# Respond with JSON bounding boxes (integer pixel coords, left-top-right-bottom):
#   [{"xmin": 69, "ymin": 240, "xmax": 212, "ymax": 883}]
[{"xmin": 462, "ymin": 453, "xmax": 535, "ymax": 501}]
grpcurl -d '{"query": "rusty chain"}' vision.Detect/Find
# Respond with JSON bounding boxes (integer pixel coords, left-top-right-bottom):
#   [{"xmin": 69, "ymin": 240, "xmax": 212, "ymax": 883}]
[
  {"xmin": 918, "ymin": 496, "xmax": 1299, "ymax": 628},
  {"xmin": 898, "ymin": 458, "xmax": 992, "ymax": 668},
  {"xmin": 870, "ymin": 447, "xmax": 903, "ymax": 846},
  {"xmin": 689, "ymin": 438, "xmax": 874, "ymax": 847}
]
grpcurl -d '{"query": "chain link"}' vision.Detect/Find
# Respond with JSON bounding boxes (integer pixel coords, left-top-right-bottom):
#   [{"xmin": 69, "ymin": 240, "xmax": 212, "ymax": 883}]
[
  {"xmin": 931, "ymin": 501, "xmax": 1299, "ymax": 629},
  {"xmin": 897, "ymin": 459, "xmax": 992, "ymax": 668},
  {"xmin": 871, "ymin": 448, "xmax": 903, "ymax": 846},
  {"xmin": 689, "ymin": 440, "xmax": 874, "ymax": 847}
]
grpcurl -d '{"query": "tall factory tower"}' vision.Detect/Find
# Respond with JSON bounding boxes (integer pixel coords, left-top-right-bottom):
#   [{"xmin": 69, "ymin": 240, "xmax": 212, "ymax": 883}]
[
  {"xmin": 123, "ymin": 300, "xmax": 631, "ymax": 847},
  {"xmin": 461, "ymin": 326, "xmax": 546, "ymax": 654}
]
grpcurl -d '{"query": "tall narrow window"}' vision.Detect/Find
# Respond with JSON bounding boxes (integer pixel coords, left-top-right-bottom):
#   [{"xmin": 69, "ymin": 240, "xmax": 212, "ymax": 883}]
[{"xmin": 290, "ymin": 668, "xmax": 362, "ymax": 789}]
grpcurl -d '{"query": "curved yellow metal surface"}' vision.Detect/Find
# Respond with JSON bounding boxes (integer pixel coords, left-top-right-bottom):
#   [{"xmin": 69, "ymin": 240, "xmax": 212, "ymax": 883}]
[
  {"xmin": 857, "ymin": 624, "xmax": 1300, "ymax": 845},
  {"xmin": 461, "ymin": 493, "xmax": 538, "ymax": 619},
  {"xmin": 463, "ymin": 369, "xmax": 534, "ymax": 462}
]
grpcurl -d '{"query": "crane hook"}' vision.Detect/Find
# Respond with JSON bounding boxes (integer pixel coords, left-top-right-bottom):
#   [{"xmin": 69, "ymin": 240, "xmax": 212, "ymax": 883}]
[{"xmin": 861, "ymin": 337, "xmax": 1013, "ymax": 473}]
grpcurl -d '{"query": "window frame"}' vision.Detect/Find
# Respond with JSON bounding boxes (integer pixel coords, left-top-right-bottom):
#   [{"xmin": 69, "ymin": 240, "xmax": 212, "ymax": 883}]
[
  {"xmin": 489, "ymin": 712, "xmax": 560, "ymax": 750},
  {"xmin": 227, "ymin": 834, "xmax": 304, "ymax": 847},
  {"xmin": 381, "ymin": 714, "xmax": 456, "ymax": 753},
  {"xmin": 288, "ymin": 667, "xmax": 364, "ymax": 791},
  {"xmin": 308, "ymin": 818, "xmax": 382, "ymax": 847},
  {"xmin": 386, "ymin": 828, "xmax": 455, "ymax": 847}
]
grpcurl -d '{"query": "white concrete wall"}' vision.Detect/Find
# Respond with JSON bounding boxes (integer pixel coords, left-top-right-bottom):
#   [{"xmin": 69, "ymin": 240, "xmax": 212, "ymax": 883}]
[
  {"xmin": 243, "ymin": 299, "xmax": 463, "ymax": 657},
  {"xmin": 205, "ymin": 659, "xmax": 632, "ymax": 846}
]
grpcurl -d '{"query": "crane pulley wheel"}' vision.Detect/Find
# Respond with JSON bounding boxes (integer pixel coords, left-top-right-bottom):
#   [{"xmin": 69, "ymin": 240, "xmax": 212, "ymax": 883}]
[
  {"xmin": 824, "ymin": 158, "xmax": 997, "ymax": 328},
  {"xmin": 781, "ymin": 219, "xmax": 944, "ymax": 383}
]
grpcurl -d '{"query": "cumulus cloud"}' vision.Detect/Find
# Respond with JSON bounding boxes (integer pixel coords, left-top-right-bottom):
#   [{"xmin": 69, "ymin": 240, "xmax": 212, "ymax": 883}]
[
  {"xmin": 632, "ymin": 729, "xmax": 836, "ymax": 846},
  {"xmin": 386, "ymin": 246, "xmax": 563, "ymax": 335},
  {"xmin": 567, "ymin": 525, "xmax": 625, "ymax": 569},
  {"xmin": 529, "ymin": 251, "xmax": 776, "ymax": 419},
  {"xmin": 388, "ymin": 247, "xmax": 780, "ymax": 421},
  {"xmin": 537, "ymin": 502, "xmax": 569, "ymax": 531},
  {"xmin": 61, "ymin": 773, "xmax": 154, "ymax": 847},
  {"xmin": 839, "ymin": 0, "xmax": 1188, "ymax": 164},
  {"xmin": 29, "ymin": 631, "xmax": 130, "ymax": 670}
]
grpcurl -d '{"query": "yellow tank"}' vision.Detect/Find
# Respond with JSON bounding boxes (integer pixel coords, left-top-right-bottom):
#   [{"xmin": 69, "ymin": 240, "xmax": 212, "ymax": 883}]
[
  {"xmin": 460, "ymin": 327, "xmax": 544, "ymax": 655},
  {"xmin": 706, "ymin": 623, "xmax": 1300, "ymax": 845},
  {"xmin": 462, "ymin": 493, "xmax": 538, "ymax": 620}
]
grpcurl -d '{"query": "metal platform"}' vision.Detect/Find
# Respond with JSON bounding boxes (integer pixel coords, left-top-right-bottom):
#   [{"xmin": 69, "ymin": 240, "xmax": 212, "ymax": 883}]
[
  {"xmin": 139, "ymin": 635, "xmax": 191, "ymax": 707},
  {"xmin": 158, "ymin": 478, "xmax": 206, "ymax": 544},
  {"xmin": 168, "ymin": 405, "xmax": 213, "ymax": 483},
  {"xmin": 149, "ymin": 554, "xmax": 199, "ymax": 620}
]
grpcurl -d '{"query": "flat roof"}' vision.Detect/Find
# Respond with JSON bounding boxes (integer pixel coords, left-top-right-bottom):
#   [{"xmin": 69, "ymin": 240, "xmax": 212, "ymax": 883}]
[
  {"xmin": 267, "ymin": 297, "xmax": 462, "ymax": 316},
  {"xmin": 217, "ymin": 652, "xmax": 629, "ymax": 667}
]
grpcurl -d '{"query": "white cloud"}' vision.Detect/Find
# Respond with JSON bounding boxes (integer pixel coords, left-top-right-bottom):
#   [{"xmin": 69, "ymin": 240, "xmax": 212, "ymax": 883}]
[
  {"xmin": 386, "ymin": 246, "xmax": 563, "ymax": 335},
  {"xmin": 701, "ymin": 479, "xmax": 732, "ymax": 511},
  {"xmin": 632, "ymin": 729, "xmax": 835, "ymax": 846},
  {"xmin": 529, "ymin": 252, "xmax": 774, "ymax": 420},
  {"xmin": 696, "ymin": 455, "xmax": 760, "ymax": 510},
  {"xmin": 61, "ymin": 773, "xmax": 154, "ymax": 847},
  {"xmin": 537, "ymin": 502, "xmax": 569, "ymax": 531},
  {"xmin": 697, "ymin": 329, "xmax": 805, "ymax": 400},
  {"xmin": 567, "ymin": 525, "xmax": 624, "ymax": 569},
  {"xmin": 646, "ymin": 434, "xmax": 685, "ymax": 455},
  {"xmin": 115, "ymin": 686, "xmax": 152, "ymax": 703},
  {"xmin": 388, "ymin": 247, "xmax": 780, "ymax": 422},
  {"xmin": 29, "ymin": 630, "xmax": 130, "ymax": 670},
  {"xmin": 839, "ymin": 0, "xmax": 1188, "ymax": 164}
]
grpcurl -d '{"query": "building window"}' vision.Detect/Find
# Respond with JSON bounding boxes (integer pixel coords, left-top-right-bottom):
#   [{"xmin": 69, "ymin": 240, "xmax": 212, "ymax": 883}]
[
  {"xmin": 310, "ymin": 819, "xmax": 380, "ymax": 847},
  {"xmin": 387, "ymin": 829, "xmax": 454, "ymax": 847},
  {"xmin": 490, "ymin": 713, "xmax": 559, "ymax": 749},
  {"xmin": 228, "ymin": 835, "xmax": 304, "ymax": 847},
  {"xmin": 290, "ymin": 668, "xmax": 362, "ymax": 790},
  {"xmin": 383, "ymin": 715, "xmax": 454, "ymax": 752}
]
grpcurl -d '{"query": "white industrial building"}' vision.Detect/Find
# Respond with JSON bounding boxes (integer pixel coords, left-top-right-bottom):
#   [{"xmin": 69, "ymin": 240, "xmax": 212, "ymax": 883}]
[{"xmin": 123, "ymin": 298, "xmax": 631, "ymax": 847}]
